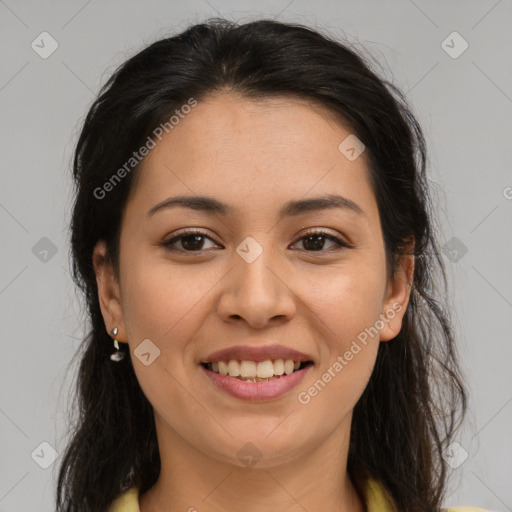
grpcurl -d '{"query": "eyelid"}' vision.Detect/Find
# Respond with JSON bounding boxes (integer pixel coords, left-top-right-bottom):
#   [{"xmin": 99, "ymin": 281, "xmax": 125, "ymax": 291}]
[{"xmin": 160, "ymin": 227, "xmax": 350, "ymax": 253}]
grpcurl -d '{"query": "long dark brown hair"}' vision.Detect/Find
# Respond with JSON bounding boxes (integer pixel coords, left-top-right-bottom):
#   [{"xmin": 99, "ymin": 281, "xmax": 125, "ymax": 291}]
[{"xmin": 57, "ymin": 17, "xmax": 468, "ymax": 512}]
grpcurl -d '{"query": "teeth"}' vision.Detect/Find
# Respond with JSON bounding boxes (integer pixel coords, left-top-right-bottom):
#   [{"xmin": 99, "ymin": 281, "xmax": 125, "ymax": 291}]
[
  {"xmin": 207, "ymin": 358, "xmax": 307, "ymax": 378},
  {"xmin": 240, "ymin": 360, "xmax": 257, "ymax": 377},
  {"xmin": 218, "ymin": 361, "xmax": 229, "ymax": 376},
  {"xmin": 273, "ymin": 359, "xmax": 284, "ymax": 375},
  {"xmin": 284, "ymin": 359, "xmax": 295, "ymax": 375},
  {"xmin": 256, "ymin": 360, "xmax": 274, "ymax": 378},
  {"xmin": 227, "ymin": 360, "xmax": 240, "ymax": 377}
]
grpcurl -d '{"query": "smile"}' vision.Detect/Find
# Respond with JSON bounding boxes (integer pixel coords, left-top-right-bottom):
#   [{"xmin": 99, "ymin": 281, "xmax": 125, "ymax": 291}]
[
  {"xmin": 199, "ymin": 359, "xmax": 314, "ymax": 401},
  {"xmin": 201, "ymin": 359, "xmax": 313, "ymax": 381}
]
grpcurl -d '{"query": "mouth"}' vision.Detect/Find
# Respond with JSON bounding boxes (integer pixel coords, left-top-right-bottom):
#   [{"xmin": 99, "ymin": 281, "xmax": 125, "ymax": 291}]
[
  {"xmin": 200, "ymin": 359, "xmax": 314, "ymax": 382},
  {"xmin": 198, "ymin": 358, "xmax": 315, "ymax": 401},
  {"xmin": 198, "ymin": 343, "xmax": 315, "ymax": 401},
  {"xmin": 201, "ymin": 359, "xmax": 313, "ymax": 382}
]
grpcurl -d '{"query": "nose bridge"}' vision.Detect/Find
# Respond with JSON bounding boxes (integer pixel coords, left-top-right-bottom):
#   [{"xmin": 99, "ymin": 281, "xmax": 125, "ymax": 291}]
[
  {"xmin": 216, "ymin": 236, "xmax": 295, "ymax": 326},
  {"xmin": 239, "ymin": 247, "xmax": 278, "ymax": 290},
  {"xmin": 235, "ymin": 238, "xmax": 282, "ymax": 300}
]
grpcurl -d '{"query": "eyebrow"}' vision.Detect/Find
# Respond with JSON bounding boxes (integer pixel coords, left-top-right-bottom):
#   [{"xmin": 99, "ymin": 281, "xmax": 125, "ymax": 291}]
[{"xmin": 147, "ymin": 194, "xmax": 365, "ymax": 219}]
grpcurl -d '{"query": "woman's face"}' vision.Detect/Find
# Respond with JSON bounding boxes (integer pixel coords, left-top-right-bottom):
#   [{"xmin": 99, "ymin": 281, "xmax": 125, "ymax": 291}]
[{"xmin": 94, "ymin": 93, "xmax": 412, "ymax": 468}]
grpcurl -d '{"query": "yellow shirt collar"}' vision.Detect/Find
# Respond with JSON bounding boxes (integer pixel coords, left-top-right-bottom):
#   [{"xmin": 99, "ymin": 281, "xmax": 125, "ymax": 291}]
[{"xmin": 107, "ymin": 477, "xmax": 396, "ymax": 512}]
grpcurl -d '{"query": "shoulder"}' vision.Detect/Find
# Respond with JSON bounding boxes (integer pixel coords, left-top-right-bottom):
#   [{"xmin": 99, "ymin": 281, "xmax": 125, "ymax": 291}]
[
  {"xmin": 106, "ymin": 486, "xmax": 140, "ymax": 512},
  {"xmin": 365, "ymin": 478, "xmax": 490, "ymax": 512},
  {"xmin": 443, "ymin": 508, "xmax": 492, "ymax": 512},
  {"xmin": 107, "ymin": 482, "xmax": 491, "ymax": 512}
]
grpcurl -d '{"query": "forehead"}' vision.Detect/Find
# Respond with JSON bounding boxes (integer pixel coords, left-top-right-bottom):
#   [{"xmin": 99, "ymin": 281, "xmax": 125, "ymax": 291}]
[{"xmin": 124, "ymin": 93, "xmax": 377, "ymax": 224}]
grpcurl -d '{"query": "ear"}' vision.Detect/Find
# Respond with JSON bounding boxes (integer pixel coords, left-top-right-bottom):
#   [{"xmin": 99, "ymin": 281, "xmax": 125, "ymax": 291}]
[
  {"xmin": 379, "ymin": 239, "xmax": 415, "ymax": 342},
  {"xmin": 92, "ymin": 240, "xmax": 127, "ymax": 343}
]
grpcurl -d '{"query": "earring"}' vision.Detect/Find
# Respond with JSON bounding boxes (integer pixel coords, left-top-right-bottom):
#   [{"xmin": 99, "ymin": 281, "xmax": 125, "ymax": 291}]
[{"xmin": 110, "ymin": 327, "xmax": 125, "ymax": 362}]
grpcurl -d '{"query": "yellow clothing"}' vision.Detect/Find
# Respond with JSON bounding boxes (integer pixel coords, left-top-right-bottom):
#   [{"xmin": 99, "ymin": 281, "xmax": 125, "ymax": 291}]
[{"xmin": 107, "ymin": 477, "xmax": 489, "ymax": 511}]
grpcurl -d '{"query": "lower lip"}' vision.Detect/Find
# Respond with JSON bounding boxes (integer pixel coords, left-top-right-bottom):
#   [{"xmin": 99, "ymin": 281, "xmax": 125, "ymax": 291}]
[{"xmin": 199, "ymin": 364, "xmax": 313, "ymax": 402}]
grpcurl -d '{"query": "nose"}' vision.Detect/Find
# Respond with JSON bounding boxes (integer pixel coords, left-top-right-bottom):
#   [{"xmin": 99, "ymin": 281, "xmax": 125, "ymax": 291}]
[{"xmin": 216, "ymin": 246, "xmax": 296, "ymax": 329}]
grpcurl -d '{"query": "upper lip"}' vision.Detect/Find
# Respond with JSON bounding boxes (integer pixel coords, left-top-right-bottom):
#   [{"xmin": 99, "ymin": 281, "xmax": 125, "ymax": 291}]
[{"xmin": 201, "ymin": 343, "xmax": 314, "ymax": 364}]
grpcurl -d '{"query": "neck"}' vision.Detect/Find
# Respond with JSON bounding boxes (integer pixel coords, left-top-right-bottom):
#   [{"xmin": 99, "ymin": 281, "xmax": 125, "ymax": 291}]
[{"xmin": 139, "ymin": 413, "xmax": 366, "ymax": 512}]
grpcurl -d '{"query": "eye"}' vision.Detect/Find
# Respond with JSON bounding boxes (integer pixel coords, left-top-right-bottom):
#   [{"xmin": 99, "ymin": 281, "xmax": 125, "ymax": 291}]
[
  {"xmin": 159, "ymin": 228, "xmax": 349, "ymax": 254},
  {"xmin": 290, "ymin": 230, "xmax": 349, "ymax": 252},
  {"xmin": 160, "ymin": 229, "xmax": 220, "ymax": 253}
]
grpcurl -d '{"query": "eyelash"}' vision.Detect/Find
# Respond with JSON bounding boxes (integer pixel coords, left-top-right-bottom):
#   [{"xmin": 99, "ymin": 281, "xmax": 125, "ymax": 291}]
[{"xmin": 160, "ymin": 228, "xmax": 350, "ymax": 254}]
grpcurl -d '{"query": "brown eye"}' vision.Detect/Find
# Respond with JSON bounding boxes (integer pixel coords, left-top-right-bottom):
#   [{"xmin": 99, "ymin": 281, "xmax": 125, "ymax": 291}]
[
  {"xmin": 178, "ymin": 234, "xmax": 207, "ymax": 251},
  {"xmin": 161, "ymin": 230, "xmax": 219, "ymax": 252},
  {"xmin": 291, "ymin": 230, "xmax": 348, "ymax": 252}
]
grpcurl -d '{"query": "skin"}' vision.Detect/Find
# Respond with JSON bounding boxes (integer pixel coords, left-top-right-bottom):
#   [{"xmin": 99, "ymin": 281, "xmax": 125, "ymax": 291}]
[{"xmin": 93, "ymin": 92, "xmax": 414, "ymax": 512}]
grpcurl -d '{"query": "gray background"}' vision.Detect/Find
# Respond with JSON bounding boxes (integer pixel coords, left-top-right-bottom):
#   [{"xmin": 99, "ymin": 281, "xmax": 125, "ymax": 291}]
[{"xmin": 1, "ymin": 1, "xmax": 511, "ymax": 510}]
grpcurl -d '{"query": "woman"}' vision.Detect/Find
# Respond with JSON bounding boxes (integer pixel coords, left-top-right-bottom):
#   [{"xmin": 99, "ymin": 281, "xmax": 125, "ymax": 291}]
[{"xmin": 56, "ymin": 18, "xmax": 488, "ymax": 512}]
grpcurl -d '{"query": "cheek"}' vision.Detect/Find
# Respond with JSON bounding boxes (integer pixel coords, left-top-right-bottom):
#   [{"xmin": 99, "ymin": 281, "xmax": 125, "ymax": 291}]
[
  {"xmin": 120, "ymin": 252, "xmax": 218, "ymax": 344},
  {"xmin": 296, "ymin": 271, "xmax": 383, "ymax": 420},
  {"xmin": 119, "ymin": 257, "xmax": 213, "ymax": 407},
  {"xmin": 295, "ymin": 262, "xmax": 385, "ymax": 403},
  {"xmin": 301, "ymin": 262, "xmax": 387, "ymax": 344}
]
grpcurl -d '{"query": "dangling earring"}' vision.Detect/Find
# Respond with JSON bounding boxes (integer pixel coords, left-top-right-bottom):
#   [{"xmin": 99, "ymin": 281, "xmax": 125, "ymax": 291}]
[{"xmin": 110, "ymin": 327, "xmax": 125, "ymax": 362}]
